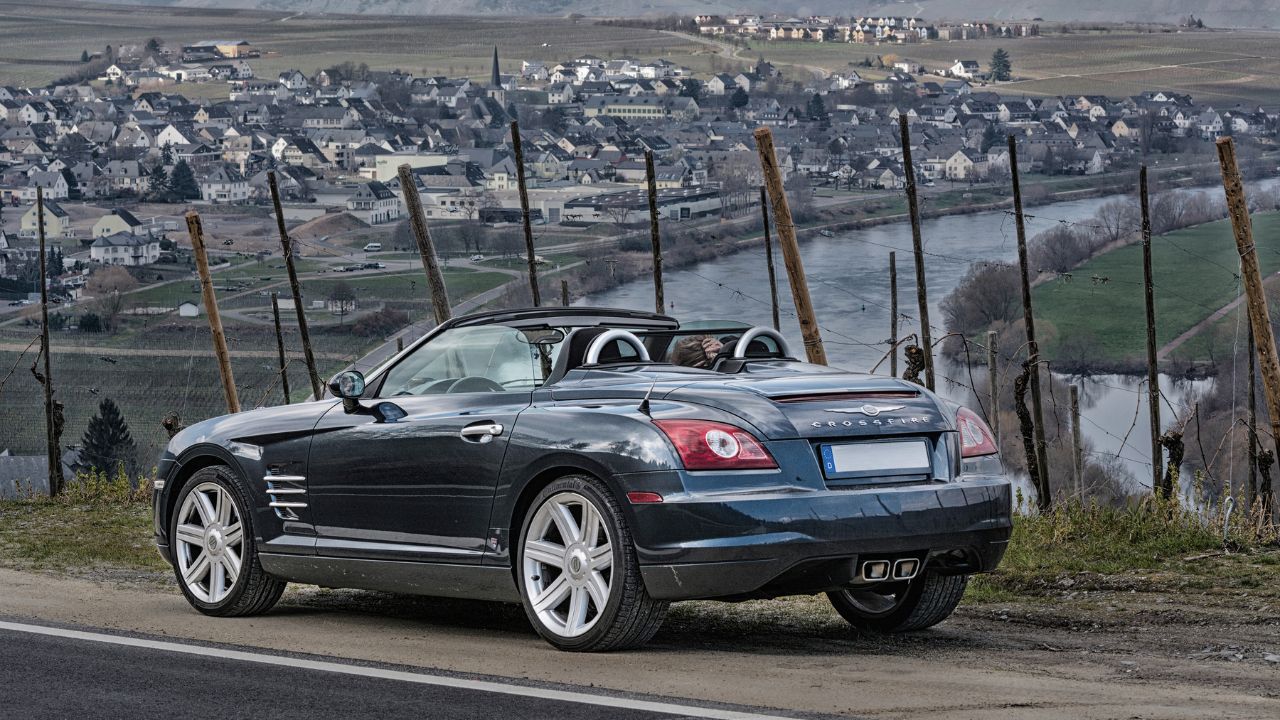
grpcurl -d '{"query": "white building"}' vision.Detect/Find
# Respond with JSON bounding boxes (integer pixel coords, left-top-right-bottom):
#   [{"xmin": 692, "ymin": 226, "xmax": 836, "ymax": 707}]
[{"xmin": 91, "ymin": 233, "xmax": 161, "ymax": 266}]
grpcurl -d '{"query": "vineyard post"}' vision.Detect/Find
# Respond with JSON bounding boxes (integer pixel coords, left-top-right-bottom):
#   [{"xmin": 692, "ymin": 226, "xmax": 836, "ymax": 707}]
[
  {"xmin": 889, "ymin": 251, "xmax": 899, "ymax": 376},
  {"xmin": 760, "ymin": 186, "xmax": 780, "ymax": 331},
  {"xmin": 268, "ymin": 170, "xmax": 322, "ymax": 400},
  {"xmin": 1009, "ymin": 135, "xmax": 1051, "ymax": 509},
  {"xmin": 754, "ymin": 127, "xmax": 826, "ymax": 365},
  {"xmin": 561, "ymin": 279, "xmax": 570, "ymax": 307},
  {"xmin": 398, "ymin": 163, "xmax": 452, "ymax": 325},
  {"xmin": 510, "ymin": 120, "xmax": 541, "ymax": 306},
  {"xmin": 1071, "ymin": 384, "xmax": 1083, "ymax": 501},
  {"xmin": 1218, "ymin": 136, "xmax": 1280, "ymax": 518},
  {"xmin": 270, "ymin": 292, "xmax": 291, "ymax": 405},
  {"xmin": 1140, "ymin": 165, "xmax": 1165, "ymax": 496},
  {"xmin": 36, "ymin": 187, "xmax": 63, "ymax": 496},
  {"xmin": 899, "ymin": 115, "xmax": 934, "ymax": 390},
  {"xmin": 186, "ymin": 211, "xmax": 240, "ymax": 414},
  {"xmin": 645, "ymin": 150, "xmax": 664, "ymax": 314},
  {"xmin": 987, "ymin": 329, "xmax": 999, "ymax": 443}
]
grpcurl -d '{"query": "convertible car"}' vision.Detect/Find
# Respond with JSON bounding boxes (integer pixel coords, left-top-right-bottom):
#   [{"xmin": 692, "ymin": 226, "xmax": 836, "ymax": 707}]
[{"xmin": 153, "ymin": 307, "xmax": 1012, "ymax": 651}]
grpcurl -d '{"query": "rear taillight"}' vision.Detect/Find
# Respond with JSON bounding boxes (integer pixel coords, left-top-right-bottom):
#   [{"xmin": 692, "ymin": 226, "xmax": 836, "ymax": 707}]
[
  {"xmin": 653, "ymin": 420, "xmax": 778, "ymax": 470},
  {"xmin": 957, "ymin": 407, "xmax": 999, "ymax": 457}
]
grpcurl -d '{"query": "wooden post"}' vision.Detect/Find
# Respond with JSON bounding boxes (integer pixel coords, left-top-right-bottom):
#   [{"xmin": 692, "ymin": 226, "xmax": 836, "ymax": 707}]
[
  {"xmin": 987, "ymin": 329, "xmax": 999, "ymax": 443},
  {"xmin": 1248, "ymin": 325, "xmax": 1259, "ymax": 507},
  {"xmin": 509, "ymin": 120, "xmax": 541, "ymax": 306},
  {"xmin": 268, "ymin": 171, "xmax": 322, "ymax": 400},
  {"xmin": 753, "ymin": 127, "xmax": 826, "ymax": 365},
  {"xmin": 36, "ymin": 188, "xmax": 62, "ymax": 495},
  {"xmin": 397, "ymin": 336, "xmax": 404, "ymax": 353},
  {"xmin": 561, "ymin": 279, "xmax": 570, "ymax": 307},
  {"xmin": 397, "ymin": 164, "xmax": 452, "ymax": 325},
  {"xmin": 1070, "ymin": 384, "xmax": 1083, "ymax": 501},
  {"xmin": 1139, "ymin": 165, "xmax": 1165, "ymax": 496},
  {"xmin": 760, "ymin": 186, "xmax": 780, "ymax": 332},
  {"xmin": 186, "ymin": 211, "xmax": 239, "ymax": 414},
  {"xmin": 645, "ymin": 150, "xmax": 664, "ymax": 314},
  {"xmin": 889, "ymin": 251, "xmax": 899, "ymax": 376},
  {"xmin": 1219, "ymin": 136, "xmax": 1280, "ymax": 516},
  {"xmin": 899, "ymin": 115, "xmax": 934, "ymax": 389},
  {"xmin": 270, "ymin": 292, "xmax": 290, "ymax": 405},
  {"xmin": 1008, "ymin": 135, "xmax": 1051, "ymax": 509}
]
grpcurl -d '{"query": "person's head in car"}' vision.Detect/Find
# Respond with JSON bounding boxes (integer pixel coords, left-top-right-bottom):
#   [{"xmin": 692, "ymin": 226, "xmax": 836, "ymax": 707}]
[{"xmin": 670, "ymin": 335, "xmax": 723, "ymax": 369}]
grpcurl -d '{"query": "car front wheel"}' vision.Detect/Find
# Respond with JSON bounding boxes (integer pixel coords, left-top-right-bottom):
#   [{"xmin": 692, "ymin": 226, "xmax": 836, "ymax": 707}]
[
  {"xmin": 516, "ymin": 475, "xmax": 667, "ymax": 651},
  {"xmin": 827, "ymin": 572, "xmax": 968, "ymax": 632},
  {"xmin": 170, "ymin": 466, "xmax": 285, "ymax": 617}
]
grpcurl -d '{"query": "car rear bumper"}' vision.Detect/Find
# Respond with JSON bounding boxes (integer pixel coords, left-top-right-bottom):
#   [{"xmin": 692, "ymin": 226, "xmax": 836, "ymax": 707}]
[{"xmin": 628, "ymin": 474, "xmax": 1012, "ymax": 601}]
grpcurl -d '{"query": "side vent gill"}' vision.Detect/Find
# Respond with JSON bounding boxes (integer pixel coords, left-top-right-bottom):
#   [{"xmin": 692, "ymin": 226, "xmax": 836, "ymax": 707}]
[{"xmin": 264, "ymin": 469, "xmax": 307, "ymax": 521}]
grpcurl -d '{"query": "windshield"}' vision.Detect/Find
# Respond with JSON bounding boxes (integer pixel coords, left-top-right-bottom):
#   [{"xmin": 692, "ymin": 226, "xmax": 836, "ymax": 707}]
[{"xmin": 379, "ymin": 325, "xmax": 566, "ymax": 396}]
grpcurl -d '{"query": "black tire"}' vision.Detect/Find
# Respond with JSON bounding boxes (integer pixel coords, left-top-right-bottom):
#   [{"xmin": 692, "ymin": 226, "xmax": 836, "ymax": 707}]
[
  {"xmin": 827, "ymin": 572, "xmax": 968, "ymax": 632},
  {"xmin": 515, "ymin": 474, "xmax": 668, "ymax": 652},
  {"xmin": 169, "ymin": 465, "xmax": 286, "ymax": 617}
]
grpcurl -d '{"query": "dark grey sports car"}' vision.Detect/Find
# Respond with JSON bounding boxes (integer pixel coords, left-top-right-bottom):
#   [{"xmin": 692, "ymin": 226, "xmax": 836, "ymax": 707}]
[{"xmin": 153, "ymin": 307, "xmax": 1011, "ymax": 651}]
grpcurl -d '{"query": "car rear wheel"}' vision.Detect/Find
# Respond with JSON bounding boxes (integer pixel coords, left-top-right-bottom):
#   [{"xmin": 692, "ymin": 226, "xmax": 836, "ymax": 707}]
[
  {"xmin": 516, "ymin": 475, "xmax": 668, "ymax": 651},
  {"xmin": 170, "ymin": 466, "xmax": 285, "ymax": 617},
  {"xmin": 827, "ymin": 572, "xmax": 968, "ymax": 632}
]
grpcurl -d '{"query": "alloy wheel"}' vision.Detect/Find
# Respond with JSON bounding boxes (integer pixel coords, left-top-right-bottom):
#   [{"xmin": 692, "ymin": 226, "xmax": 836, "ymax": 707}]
[
  {"xmin": 174, "ymin": 481, "xmax": 245, "ymax": 604},
  {"xmin": 521, "ymin": 491, "xmax": 614, "ymax": 638}
]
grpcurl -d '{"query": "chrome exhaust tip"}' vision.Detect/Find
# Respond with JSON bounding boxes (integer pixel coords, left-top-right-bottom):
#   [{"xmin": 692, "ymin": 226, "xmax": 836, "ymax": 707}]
[
  {"xmin": 861, "ymin": 560, "xmax": 891, "ymax": 582},
  {"xmin": 893, "ymin": 558, "xmax": 920, "ymax": 581}
]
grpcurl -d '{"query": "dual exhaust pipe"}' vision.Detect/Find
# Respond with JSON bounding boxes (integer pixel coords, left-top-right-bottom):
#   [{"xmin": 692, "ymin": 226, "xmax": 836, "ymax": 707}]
[{"xmin": 860, "ymin": 558, "xmax": 919, "ymax": 582}]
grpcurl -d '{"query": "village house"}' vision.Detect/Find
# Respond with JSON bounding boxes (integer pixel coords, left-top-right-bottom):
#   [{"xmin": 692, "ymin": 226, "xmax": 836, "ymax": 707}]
[{"xmin": 90, "ymin": 233, "xmax": 161, "ymax": 266}]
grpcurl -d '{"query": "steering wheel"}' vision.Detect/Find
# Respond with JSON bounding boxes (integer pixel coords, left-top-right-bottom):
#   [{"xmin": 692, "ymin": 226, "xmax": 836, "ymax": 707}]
[{"xmin": 447, "ymin": 376, "xmax": 505, "ymax": 393}]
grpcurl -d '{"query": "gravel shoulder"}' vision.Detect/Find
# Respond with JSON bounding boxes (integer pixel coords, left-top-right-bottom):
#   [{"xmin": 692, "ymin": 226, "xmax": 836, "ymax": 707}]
[{"xmin": 2, "ymin": 565, "xmax": 1276, "ymax": 719}]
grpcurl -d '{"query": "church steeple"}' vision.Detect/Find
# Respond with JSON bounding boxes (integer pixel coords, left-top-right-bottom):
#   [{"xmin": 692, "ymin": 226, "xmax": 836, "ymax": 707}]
[{"xmin": 490, "ymin": 45, "xmax": 501, "ymax": 88}]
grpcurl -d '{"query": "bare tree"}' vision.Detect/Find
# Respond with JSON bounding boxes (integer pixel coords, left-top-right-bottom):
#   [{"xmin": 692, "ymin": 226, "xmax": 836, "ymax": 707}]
[{"xmin": 85, "ymin": 266, "xmax": 138, "ymax": 331}]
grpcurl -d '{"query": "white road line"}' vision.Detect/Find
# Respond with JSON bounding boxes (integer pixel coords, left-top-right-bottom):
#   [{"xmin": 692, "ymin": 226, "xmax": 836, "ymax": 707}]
[{"xmin": 0, "ymin": 620, "xmax": 790, "ymax": 720}]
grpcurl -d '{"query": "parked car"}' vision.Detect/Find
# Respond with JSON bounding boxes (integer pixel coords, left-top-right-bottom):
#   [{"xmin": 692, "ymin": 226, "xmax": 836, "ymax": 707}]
[
  {"xmin": 363, "ymin": 242, "xmax": 383, "ymax": 252},
  {"xmin": 470, "ymin": 254, "xmax": 485, "ymax": 262},
  {"xmin": 152, "ymin": 307, "xmax": 1011, "ymax": 651}
]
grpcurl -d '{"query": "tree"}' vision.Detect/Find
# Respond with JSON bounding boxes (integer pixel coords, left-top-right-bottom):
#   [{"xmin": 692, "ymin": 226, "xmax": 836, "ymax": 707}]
[
  {"xmin": 85, "ymin": 266, "xmax": 137, "ymax": 330},
  {"xmin": 145, "ymin": 37, "xmax": 163, "ymax": 55},
  {"xmin": 168, "ymin": 160, "xmax": 200, "ymax": 200},
  {"xmin": 46, "ymin": 246, "xmax": 63, "ymax": 279},
  {"xmin": 80, "ymin": 50, "xmax": 89, "ymax": 63},
  {"xmin": 81, "ymin": 397, "xmax": 138, "ymax": 477},
  {"xmin": 327, "ymin": 280, "xmax": 356, "ymax": 321},
  {"xmin": 729, "ymin": 87, "xmax": 749, "ymax": 109},
  {"xmin": 806, "ymin": 94, "xmax": 828, "ymax": 123},
  {"xmin": 990, "ymin": 48, "xmax": 1012, "ymax": 82},
  {"xmin": 147, "ymin": 165, "xmax": 171, "ymax": 202}
]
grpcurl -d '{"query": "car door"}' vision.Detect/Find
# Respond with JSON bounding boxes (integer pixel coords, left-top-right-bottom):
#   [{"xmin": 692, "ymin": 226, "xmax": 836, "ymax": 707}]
[
  {"xmin": 306, "ymin": 392, "xmax": 528, "ymax": 563},
  {"xmin": 306, "ymin": 324, "xmax": 561, "ymax": 564}
]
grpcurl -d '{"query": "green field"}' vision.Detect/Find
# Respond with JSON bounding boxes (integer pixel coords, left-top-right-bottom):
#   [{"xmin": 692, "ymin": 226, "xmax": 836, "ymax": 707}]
[
  {"xmin": 0, "ymin": 0, "xmax": 708, "ymax": 86},
  {"xmin": 1033, "ymin": 212, "xmax": 1280, "ymax": 365}
]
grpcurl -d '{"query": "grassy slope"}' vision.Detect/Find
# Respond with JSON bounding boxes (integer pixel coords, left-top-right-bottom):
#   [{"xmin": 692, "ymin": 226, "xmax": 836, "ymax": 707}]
[{"xmin": 1034, "ymin": 212, "xmax": 1280, "ymax": 364}]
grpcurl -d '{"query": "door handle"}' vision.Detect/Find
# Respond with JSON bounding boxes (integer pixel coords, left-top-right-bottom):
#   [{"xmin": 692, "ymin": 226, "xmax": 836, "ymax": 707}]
[{"xmin": 460, "ymin": 422, "xmax": 504, "ymax": 443}]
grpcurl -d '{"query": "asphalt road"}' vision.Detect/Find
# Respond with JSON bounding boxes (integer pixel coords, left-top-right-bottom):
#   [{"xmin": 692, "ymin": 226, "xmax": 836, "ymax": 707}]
[{"xmin": 0, "ymin": 621, "xmax": 797, "ymax": 720}]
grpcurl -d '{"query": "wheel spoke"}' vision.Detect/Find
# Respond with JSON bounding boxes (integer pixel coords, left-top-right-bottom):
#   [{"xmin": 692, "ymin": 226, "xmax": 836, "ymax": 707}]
[
  {"xmin": 550, "ymin": 502, "xmax": 582, "ymax": 544},
  {"xmin": 216, "ymin": 488, "xmax": 234, "ymax": 526},
  {"xmin": 580, "ymin": 503, "xmax": 600, "ymax": 546},
  {"xmin": 182, "ymin": 552, "xmax": 210, "ymax": 587},
  {"xmin": 589, "ymin": 542, "xmax": 612, "ymax": 570},
  {"xmin": 221, "ymin": 551, "xmax": 241, "ymax": 585},
  {"xmin": 210, "ymin": 559, "xmax": 226, "ymax": 600},
  {"xmin": 532, "ymin": 574, "xmax": 571, "ymax": 614},
  {"xmin": 175, "ymin": 523, "xmax": 204, "ymax": 547},
  {"xmin": 584, "ymin": 570, "xmax": 609, "ymax": 612},
  {"xmin": 223, "ymin": 523, "xmax": 243, "ymax": 547},
  {"xmin": 193, "ymin": 490, "xmax": 216, "ymax": 526},
  {"xmin": 566, "ymin": 586, "xmax": 590, "ymax": 633},
  {"xmin": 525, "ymin": 539, "xmax": 566, "ymax": 568}
]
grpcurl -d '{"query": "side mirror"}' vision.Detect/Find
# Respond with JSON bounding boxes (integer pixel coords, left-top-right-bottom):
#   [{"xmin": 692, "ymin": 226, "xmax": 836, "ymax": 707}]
[
  {"xmin": 328, "ymin": 370, "xmax": 404, "ymax": 423},
  {"xmin": 328, "ymin": 370, "xmax": 365, "ymax": 400}
]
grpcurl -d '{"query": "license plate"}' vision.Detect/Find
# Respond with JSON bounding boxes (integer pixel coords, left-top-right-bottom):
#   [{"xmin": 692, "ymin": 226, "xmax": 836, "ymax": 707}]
[{"xmin": 820, "ymin": 439, "xmax": 932, "ymax": 479}]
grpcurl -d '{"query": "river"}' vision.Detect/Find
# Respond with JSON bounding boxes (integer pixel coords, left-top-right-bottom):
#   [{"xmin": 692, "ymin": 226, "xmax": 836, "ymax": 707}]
[{"xmin": 581, "ymin": 178, "xmax": 1280, "ymax": 495}]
